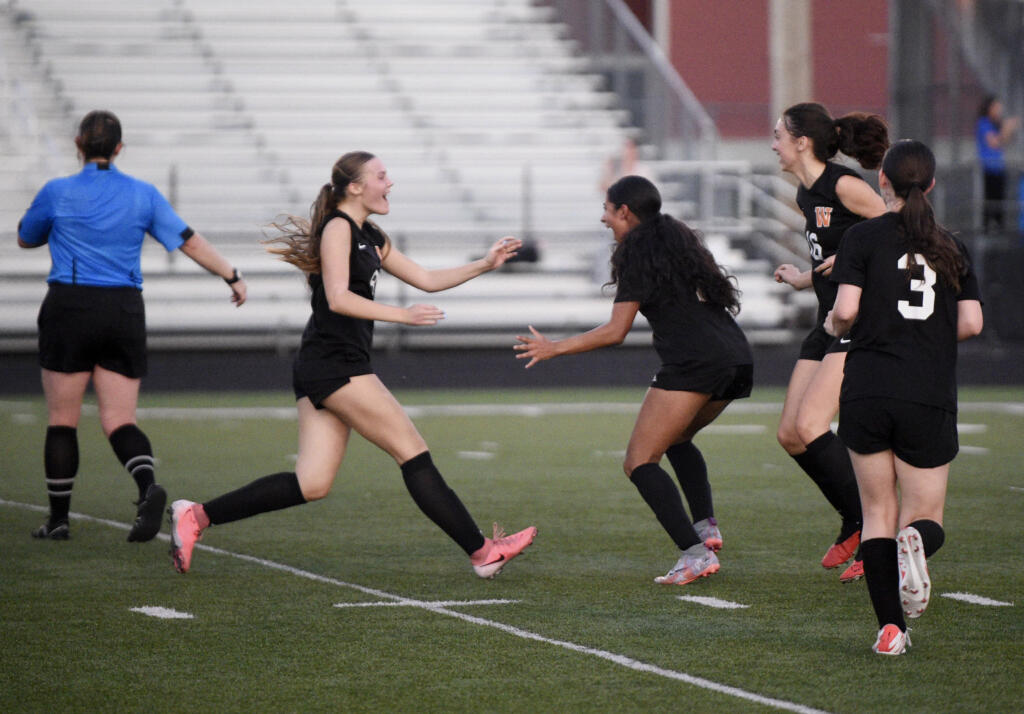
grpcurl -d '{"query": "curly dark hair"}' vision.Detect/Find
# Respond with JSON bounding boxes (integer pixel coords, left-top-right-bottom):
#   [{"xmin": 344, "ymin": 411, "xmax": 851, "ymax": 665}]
[{"xmin": 606, "ymin": 176, "xmax": 741, "ymax": 315}]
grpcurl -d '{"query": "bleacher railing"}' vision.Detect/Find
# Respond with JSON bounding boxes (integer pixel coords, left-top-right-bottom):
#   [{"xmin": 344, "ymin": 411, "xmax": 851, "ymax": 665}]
[{"xmin": 546, "ymin": 0, "xmax": 718, "ymax": 159}]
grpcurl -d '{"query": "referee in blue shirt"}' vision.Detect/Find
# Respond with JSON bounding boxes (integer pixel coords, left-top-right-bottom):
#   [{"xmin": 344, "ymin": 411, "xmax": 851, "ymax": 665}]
[{"xmin": 17, "ymin": 110, "xmax": 247, "ymax": 542}]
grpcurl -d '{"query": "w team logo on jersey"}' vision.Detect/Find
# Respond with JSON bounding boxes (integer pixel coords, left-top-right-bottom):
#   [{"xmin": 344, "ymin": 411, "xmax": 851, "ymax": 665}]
[{"xmin": 814, "ymin": 206, "xmax": 833, "ymax": 228}]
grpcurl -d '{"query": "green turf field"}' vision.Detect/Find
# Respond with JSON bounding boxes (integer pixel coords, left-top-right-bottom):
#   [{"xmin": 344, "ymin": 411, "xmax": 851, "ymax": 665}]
[{"xmin": 1, "ymin": 387, "xmax": 1021, "ymax": 713}]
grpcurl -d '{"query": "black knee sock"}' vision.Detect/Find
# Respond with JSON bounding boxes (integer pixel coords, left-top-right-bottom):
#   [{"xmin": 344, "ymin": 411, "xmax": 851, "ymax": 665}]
[
  {"xmin": 861, "ymin": 538, "xmax": 906, "ymax": 631},
  {"xmin": 665, "ymin": 441, "xmax": 713, "ymax": 523},
  {"xmin": 793, "ymin": 431, "xmax": 863, "ymax": 538},
  {"xmin": 44, "ymin": 426, "xmax": 78, "ymax": 525},
  {"xmin": 400, "ymin": 451, "xmax": 485, "ymax": 555},
  {"xmin": 108, "ymin": 424, "xmax": 155, "ymax": 500},
  {"xmin": 630, "ymin": 462, "xmax": 702, "ymax": 550},
  {"xmin": 908, "ymin": 519, "xmax": 945, "ymax": 558},
  {"xmin": 203, "ymin": 472, "xmax": 306, "ymax": 526}
]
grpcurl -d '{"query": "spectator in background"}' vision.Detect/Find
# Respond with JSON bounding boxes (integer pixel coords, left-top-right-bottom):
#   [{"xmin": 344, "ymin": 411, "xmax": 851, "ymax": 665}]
[
  {"xmin": 976, "ymin": 95, "xmax": 1020, "ymax": 232},
  {"xmin": 17, "ymin": 110, "xmax": 247, "ymax": 542}
]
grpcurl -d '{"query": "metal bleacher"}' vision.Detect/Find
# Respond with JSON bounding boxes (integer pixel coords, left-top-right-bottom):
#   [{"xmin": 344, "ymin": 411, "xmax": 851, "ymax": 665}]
[{"xmin": 0, "ymin": 0, "xmax": 801, "ymax": 353}]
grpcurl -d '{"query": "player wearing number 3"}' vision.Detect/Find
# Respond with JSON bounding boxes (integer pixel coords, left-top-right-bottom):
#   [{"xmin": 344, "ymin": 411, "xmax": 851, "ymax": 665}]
[
  {"xmin": 825, "ymin": 140, "xmax": 983, "ymax": 655},
  {"xmin": 771, "ymin": 103, "xmax": 889, "ymax": 581}
]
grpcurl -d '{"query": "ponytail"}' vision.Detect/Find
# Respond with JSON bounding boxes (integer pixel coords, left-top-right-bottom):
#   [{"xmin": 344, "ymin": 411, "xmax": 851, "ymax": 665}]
[
  {"xmin": 782, "ymin": 103, "xmax": 889, "ymax": 169},
  {"xmin": 264, "ymin": 152, "xmax": 376, "ymax": 277},
  {"xmin": 834, "ymin": 112, "xmax": 889, "ymax": 170},
  {"xmin": 882, "ymin": 140, "xmax": 965, "ymax": 293}
]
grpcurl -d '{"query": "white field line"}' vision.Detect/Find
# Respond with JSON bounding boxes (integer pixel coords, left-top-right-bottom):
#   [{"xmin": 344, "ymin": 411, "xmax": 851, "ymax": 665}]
[
  {"xmin": 958, "ymin": 446, "xmax": 990, "ymax": 456},
  {"xmin": 129, "ymin": 606, "xmax": 194, "ymax": 619},
  {"xmin": 1010, "ymin": 486, "xmax": 1024, "ymax": 493},
  {"xmin": 2, "ymin": 400, "xmax": 1023, "ymax": 419},
  {"xmin": 334, "ymin": 599, "xmax": 519, "ymax": 609},
  {"xmin": 677, "ymin": 595, "xmax": 750, "ymax": 610},
  {"xmin": 940, "ymin": 592, "xmax": 1014, "ymax": 607},
  {"xmin": 1, "ymin": 498, "xmax": 828, "ymax": 714}
]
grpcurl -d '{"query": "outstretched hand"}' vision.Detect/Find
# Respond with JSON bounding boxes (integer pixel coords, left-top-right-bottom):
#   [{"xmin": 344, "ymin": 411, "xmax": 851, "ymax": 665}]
[
  {"xmin": 513, "ymin": 325, "xmax": 556, "ymax": 369},
  {"xmin": 484, "ymin": 236, "xmax": 523, "ymax": 269},
  {"xmin": 405, "ymin": 303, "xmax": 446, "ymax": 326}
]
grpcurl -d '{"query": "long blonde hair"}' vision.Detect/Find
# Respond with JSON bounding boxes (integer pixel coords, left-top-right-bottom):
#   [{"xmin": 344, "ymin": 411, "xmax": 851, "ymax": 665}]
[{"xmin": 264, "ymin": 151, "xmax": 376, "ymax": 276}]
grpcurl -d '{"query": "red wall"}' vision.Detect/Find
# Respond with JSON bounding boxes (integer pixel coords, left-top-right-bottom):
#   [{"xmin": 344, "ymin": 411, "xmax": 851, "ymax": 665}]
[
  {"xmin": 810, "ymin": 0, "xmax": 889, "ymax": 119},
  {"xmin": 667, "ymin": 1, "xmax": 772, "ymax": 136},
  {"xmin": 660, "ymin": 1, "xmax": 888, "ymax": 137}
]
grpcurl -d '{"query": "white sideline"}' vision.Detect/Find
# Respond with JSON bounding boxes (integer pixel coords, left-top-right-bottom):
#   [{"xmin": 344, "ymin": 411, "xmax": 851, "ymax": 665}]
[
  {"xmin": 129, "ymin": 606, "xmax": 194, "ymax": 619},
  {"xmin": 941, "ymin": 592, "xmax": 1014, "ymax": 607},
  {"xmin": 4, "ymin": 399, "xmax": 1023, "ymax": 420},
  {"xmin": 677, "ymin": 595, "xmax": 750, "ymax": 610},
  {"xmin": 334, "ymin": 599, "xmax": 518, "ymax": 609},
  {"xmin": 2, "ymin": 498, "xmax": 828, "ymax": 714}
]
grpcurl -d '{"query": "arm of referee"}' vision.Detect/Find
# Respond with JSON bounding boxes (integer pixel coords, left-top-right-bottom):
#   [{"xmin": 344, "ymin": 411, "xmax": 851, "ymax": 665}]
[{"xmin": 178, "ymin": 231, "xmax": 247, "ymax": 307}]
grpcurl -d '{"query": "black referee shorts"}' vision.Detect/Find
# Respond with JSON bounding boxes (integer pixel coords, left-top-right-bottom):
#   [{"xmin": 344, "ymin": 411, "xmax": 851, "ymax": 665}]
[
  {"xmin": 37, "ymin": 283, "xmax": 147, "ymax": 378},
  {"xmin": 651, "ymin": 363, "xmax": 753, "ymax": 401},
  {"xmin": 798, "ymin": 324, "xmax": 851, "ymax": 361},
  {"xmin": 838, "ymin": 397, "xmax": 958, "ymax": 469}
]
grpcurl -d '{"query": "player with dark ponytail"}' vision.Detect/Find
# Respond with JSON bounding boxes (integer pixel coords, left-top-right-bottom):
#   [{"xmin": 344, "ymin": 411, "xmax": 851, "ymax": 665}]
[
  {"xmin": 827, "ymin": 139, "xmax": 983, "ymax": 654},
  {"xmin": 169, "ymin": 151, "xmax": 536, "ymax": 579},
  {"xmin": 17, "ymin": 110, "xmax": 247, "ymax": 543},
  {"xmin": 515, "ymin": 176, "xmax": 752, "ymax": 586},
  {"xmin": 771, "ymin": 102, "xmax": 889, "ymax": 582}
]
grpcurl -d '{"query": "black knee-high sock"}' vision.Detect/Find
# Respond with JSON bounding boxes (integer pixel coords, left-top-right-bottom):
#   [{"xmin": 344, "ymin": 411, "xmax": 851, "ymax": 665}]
[
  {"xmin": 630, "ymin": 462, "xmax": 702, "ymax": 550},
  {"xmin": 400, "ymin": 451, "xmax": 485, "ymax": 555},
  {"xmin": 793, "ymin": 431, "xmax": 862, "ymax": 537},
  {"xmin": 44, "ymin": 426, "xmax": 78, "ymax": 525},
  {"xmin": 908, "ymin": 519, "xmax": 945, "ymax": 558},
  {"xmin": 665, "ymin": 441, "xmax": 713, "ymax": 523},
  {"xmin": 203, "ymin": 472, "xmax": 306, "ymax": 526},
  {"xmin": 108, "ymin": 423, "xmax": 155, "ymax": 500},
  {"xmin": 861, "ymin": 538, "xmax": 906, "ymax": 631}
]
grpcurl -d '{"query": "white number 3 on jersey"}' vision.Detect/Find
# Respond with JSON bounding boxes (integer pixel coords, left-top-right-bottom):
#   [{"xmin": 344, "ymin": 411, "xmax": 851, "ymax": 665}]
[{"xmin": 897, "ymin": 253, "xmax": 936, "ymax": 320}]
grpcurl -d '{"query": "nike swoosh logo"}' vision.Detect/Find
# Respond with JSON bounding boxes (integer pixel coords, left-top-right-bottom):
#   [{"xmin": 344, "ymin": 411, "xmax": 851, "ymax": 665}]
[
  {"xmin": 357, "ymin": 243, "xmax": 368, "ymax": 250},
  {"xmin": 840, "ymin": 337, "xmax": 851, "ymax": 343},
  {"xmin": 483, "ymin": 554, "xmax": 506, "ymax": 566}
]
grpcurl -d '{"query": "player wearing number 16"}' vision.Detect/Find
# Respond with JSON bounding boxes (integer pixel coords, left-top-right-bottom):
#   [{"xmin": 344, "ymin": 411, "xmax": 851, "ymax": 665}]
[
  {"xmin": 825, "ymin": 139, "xmax": 984, "ymax": 655},
  {"xmin": 771, "ymin": 103, "xmax": 890, "ymax": 581}
]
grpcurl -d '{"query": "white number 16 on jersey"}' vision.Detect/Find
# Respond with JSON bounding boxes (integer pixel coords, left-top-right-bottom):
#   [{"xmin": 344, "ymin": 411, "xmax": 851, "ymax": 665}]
[{"xmin": 897, "ymin": 253, "xmax": 936, "ymax": 320}]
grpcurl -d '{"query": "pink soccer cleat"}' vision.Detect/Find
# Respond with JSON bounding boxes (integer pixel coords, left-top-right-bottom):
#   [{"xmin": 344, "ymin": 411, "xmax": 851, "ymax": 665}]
[
  {"xmin": 822, "ymin": 530, "xmax": 860, "ymax": 569},
  {"xmin": 471, "ymin": 523, "xmax": 537, "ymax": 579},
  {"xmin": 654, "ymin": 547, "xmax": 720, "ymax": 586},
  {"xmin": 694, "ymin": 517, "xmax": 723, "ymax": 552},
  {"xmin": 872, "ymin": 624, "xmax": 910, "ymax": 655},
  {"xmin": 169, "ymin": 500, "xmax": 205, "ymax": 574},
  {"xmin": 839, "ymin": 559, "xmax": 864, "ymax": 583}
]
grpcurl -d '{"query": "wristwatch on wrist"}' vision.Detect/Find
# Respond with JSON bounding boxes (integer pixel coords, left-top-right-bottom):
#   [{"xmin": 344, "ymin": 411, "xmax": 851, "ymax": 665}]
[{"xmin": 225, "ymin": 268, "xmax": 242, "ymax": 285}]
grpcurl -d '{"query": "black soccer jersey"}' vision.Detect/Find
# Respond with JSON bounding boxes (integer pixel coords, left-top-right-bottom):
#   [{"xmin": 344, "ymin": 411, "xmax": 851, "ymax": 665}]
[
  {"xmin": 831, "ymin": 213, "xmax": 981, "ymax": 411},
  {"xmin": 796, "ymin": 161, "xmax": 867, "ymax": 321},
  {"xmin": 614, "ymin": 260, "xmax": 752, "ymax": 373},
  {"xmin": 296, "ymin": 210, "xmax": 385, "ymax": 366}
]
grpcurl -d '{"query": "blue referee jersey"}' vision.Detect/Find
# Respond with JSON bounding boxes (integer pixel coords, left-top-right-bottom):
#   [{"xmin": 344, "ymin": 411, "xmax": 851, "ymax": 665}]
[{"xmin": 18, "ymin": 162, "xmax": 192, "ymax": 289}]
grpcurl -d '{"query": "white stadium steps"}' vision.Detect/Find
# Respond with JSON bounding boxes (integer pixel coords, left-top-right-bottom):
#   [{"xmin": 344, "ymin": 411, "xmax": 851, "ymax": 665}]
[{"xmin": 1, "ymin": 0, "xmax": 801, "ymax": 349}]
